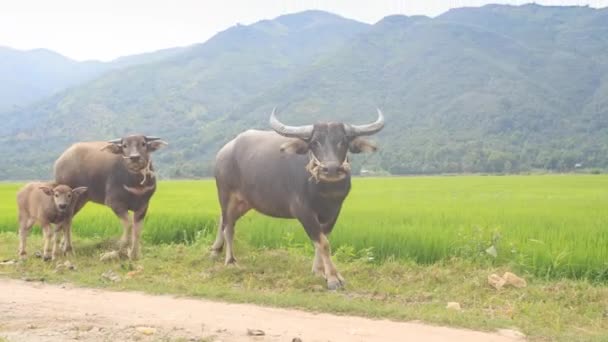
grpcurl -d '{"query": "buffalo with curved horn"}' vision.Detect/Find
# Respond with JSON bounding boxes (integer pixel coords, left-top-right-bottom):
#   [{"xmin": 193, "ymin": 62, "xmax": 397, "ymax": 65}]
[
  {"xmin": 54, "ymin": 134, "xmax": 167, "ymax": 259},
  {"xmin": 211, "ymin": 108, "xmax": 384, "ymax": 289}
]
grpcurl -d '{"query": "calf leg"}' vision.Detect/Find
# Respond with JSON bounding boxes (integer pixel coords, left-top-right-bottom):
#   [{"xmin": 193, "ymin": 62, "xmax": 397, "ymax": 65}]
[
  {"xmin": 18, "ymin": 217, "xmax": 35, "ymax": 259},
  {"xmin": 62, "ymin": 219, "xmax": 74, "ymax": 255},
  {"xmin": 129, "ymin": 206, "xmax": 148, "ymax": 260},
  {"xmin": 52, "ymin": 224, "xmax": 65, "ymax": 260},
  {"xmin": 42, "ymin": 224, "xmax": 52, "ymax": 261}
]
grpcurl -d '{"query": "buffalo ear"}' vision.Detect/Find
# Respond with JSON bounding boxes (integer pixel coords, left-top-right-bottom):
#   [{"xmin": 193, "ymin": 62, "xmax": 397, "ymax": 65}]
[
  {"xmin": 100, "ymin": 143, "xmax": 122, "ymax": 154},
  {"xmin": 280, "ymin": 139, "xmax": 309, "ymax": 154},
  {"xmin": 72, "ymin": 187, "xmax": 88, "ymax": 196},
  {"xmin": 147, "ymin": 140, "xmax": 168, "ymax": 152},
  {"xmin": 349, "ymin": 137, "xmax": 378, "ymax": 154},
  {"xmin": 39, "ymin": 186, "xmax": 53, "ymax": 196}
]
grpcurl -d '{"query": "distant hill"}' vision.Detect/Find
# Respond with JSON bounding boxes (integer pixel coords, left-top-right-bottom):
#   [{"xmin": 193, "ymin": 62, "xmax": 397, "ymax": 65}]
[
  {"xmin": 1, "ymin": 5, "xmax": 607, "ymax": 180},
  {"xmin": 0, "ymin": 47, "xmax": 102, "ymax": 111},
  {"xmin": 0, "ymin": 45, "xmax": 185, "ymax": 112}
]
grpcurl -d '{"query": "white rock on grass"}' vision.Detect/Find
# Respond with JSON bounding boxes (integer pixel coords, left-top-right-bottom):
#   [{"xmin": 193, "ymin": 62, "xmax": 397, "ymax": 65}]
[
  {"xmin": 99, "ymin": 251, "xmax": 120, "ymax": 262},
  {"xmin": 446, "ymin": 302, "xmax": 462, "ymax": 311}
]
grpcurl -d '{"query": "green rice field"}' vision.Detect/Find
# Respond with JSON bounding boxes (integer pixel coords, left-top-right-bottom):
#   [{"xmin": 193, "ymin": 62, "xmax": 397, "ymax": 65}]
[{"xmin": 1, "ymin": 175, "xmax": 607, "ymax": 281}]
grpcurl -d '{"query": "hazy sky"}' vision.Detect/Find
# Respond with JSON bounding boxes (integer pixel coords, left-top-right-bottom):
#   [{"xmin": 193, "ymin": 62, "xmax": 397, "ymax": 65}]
[{"xmin": 0, "ymin": 0, "xmax": 606, "ymax": 61}]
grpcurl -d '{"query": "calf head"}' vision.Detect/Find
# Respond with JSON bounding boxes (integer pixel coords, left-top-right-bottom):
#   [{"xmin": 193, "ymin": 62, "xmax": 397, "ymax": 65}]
[
  {"xmin": 39, "ymin": 185, "xmax": 88, "ymax": 213},
  {"xmin": 270, "ymin": 108, "xmax": 384, "ymax": 182},
  {"xmin": 101, "ymin": 135, "xmax": 168, "ymax": 173}
]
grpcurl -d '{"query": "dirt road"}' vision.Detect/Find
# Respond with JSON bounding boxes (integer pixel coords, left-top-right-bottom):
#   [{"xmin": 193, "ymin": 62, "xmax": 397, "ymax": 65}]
[{"xmin": 0, "ymin": 278, "xmax": 524, "ymax": 341}]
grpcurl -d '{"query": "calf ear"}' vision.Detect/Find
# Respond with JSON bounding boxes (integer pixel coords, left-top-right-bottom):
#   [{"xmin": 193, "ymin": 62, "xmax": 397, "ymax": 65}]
[
  {"xmin": 280, "ymin": 139, "xmax": 309, "ymax": 154},
  {"xmin": 39, "ymin": 186, "xmax": 53, "ymax": 196},
  {"xmin": 349, "ymin": 137, "xmax": 378, "ymax": 154},
  {"xmin": 100, "ymin": 143, "xmax": 122, "ymax": 154},
  {"xmin": 72, "ymin": 187, "xmax": 88, "ymax": 196},
  {"xmin": 147, "ymin": 140, "xmax": 168, "ymax": 152}
]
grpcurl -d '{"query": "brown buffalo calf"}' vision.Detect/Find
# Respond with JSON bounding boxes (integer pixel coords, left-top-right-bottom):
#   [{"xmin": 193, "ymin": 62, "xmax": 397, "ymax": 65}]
[{"xmin": 16, "ymin": 182, "xmax": 87, "ymax": 260}]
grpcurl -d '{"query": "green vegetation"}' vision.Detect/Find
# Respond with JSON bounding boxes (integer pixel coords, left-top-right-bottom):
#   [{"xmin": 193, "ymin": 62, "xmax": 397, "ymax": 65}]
[
  {"xmin": 1, "ymin": 5, "xmax": 608, "ymax": 179},
  {"xmin": 2, "ymin": 175, "xmax": 607, "ymax": 281},
  {"xmin": 1, "ymin": 234, "xmax": 607, "ymax": 341},
  {"xmin": 2, "ymin": 175, "xmax": 608, "ymax": 340}
]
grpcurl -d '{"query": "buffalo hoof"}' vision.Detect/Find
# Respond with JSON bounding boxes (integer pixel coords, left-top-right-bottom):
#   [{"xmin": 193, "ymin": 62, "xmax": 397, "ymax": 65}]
[
  {"xmin": 327, "ymin": 279, "xmax": 344, "ymax": 291},
  {"xmin": 116, "ymin": 248, "xmax": 129, "ymax": 259},
  {"xmin": 327, "ymin": 273, "xmax": 345, "ymax": 290},
  {"xmin": 224, "ymin": 257, "xmax": 237, "ymax": 265},
  {"xmin": 128, "ymin": 250, "xmax": 140, "ymax": 261},
  {"xmin": 43, "ymin": 255, "xmax": 52, "ymax": 262}
]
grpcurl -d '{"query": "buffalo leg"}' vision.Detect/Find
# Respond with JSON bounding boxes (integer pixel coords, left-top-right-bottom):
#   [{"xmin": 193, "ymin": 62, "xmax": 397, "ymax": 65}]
[
  {"xmin": 222, "ymin": 193, "xmax": 250, "ymax": 265},
  {"xmin": 211, "ymin": 188, "xmax": 231, "ymax": 258},
  {"xmin": 312, "ymin": 247, "xmax": 325, "ymax": 277},
  {"xmin": 129, "ymin": 205, "xmax": 148, "ymax": 260},
  {"xmin": 110, "ymin": 206, "xmax": 131, "ymax": 256},
  {"xmin": 71, "ymin": 195, "xmax": 88, "ymax": 216},
  {"xmin": 297, "ymin": 211, "xmax": 344, "ymax": 290},
  {"xmin": 313, "ymin": 214, "xmax": 340, "ymax": 276},
  {"xmin": 210, "ymin": 215, "xmax": 224, "ymax": 258},
  {"xmin": 118, "ymin": 213, "xmax": 133, "ymax": 251},
  {"xmin": 315, "ymin": 233, "xmax": 344, "ymax": 290},
  {"xmin": 18, "ymin": 217, "xmax": 35, "ymax": 259}
]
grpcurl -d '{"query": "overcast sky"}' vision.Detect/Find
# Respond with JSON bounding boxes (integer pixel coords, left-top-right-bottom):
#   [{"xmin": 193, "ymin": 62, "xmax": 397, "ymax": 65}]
[{"xmin": 0, "ymin": 0, "xmax": 606, "ymax": 61}]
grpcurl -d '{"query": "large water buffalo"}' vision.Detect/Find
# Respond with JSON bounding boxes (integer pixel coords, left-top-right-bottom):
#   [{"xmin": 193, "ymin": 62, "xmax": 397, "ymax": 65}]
[
  {"xmin": 54, "ymin": 135, "xmax": 167, "ymax": 259},
  {"xmin": 211, "ymin": 109, "xmax": 384, "ymax": 289}
]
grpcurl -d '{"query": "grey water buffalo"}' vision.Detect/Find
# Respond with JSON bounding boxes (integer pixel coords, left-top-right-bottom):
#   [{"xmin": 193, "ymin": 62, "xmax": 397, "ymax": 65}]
[
  {"xmin": 211, "ymin": 108, "xmax": 384, "ymax": 289},
  {"xmin": 17, "ymin": 182, "xmax": 87, "ymax": 260},
  {"xmin": 54, "ymin": 135, "xmax": 167, "ymax": 259}
]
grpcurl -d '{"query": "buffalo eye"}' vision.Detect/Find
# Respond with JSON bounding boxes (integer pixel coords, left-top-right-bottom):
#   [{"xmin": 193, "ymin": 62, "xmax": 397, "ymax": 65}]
[
  {"xmin": 54, "ymin": 193, "xmax": 58, "ymax": 198},
  {"xmin": 141, "ymin": 142, "xmax": 146, "ymax": 147},
  {"xmin": 122, "ymin": 143, "xmax": 127, "ymax": 148}
]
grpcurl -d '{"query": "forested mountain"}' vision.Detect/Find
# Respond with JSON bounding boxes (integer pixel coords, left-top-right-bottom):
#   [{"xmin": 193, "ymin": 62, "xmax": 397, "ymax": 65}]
[{"xmin": 1, "ymin": 5, "xmax": 607, "ymax": 180}]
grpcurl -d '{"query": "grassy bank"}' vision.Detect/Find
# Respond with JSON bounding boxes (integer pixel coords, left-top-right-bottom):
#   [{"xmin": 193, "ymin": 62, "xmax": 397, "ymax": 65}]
[
  {"xmin": 1, "ymin": 175, "xmax": 607, "ymax": 280},
  {"xmin": 0, "ymin": 233, "xmax": 607, "ymax": 341}
]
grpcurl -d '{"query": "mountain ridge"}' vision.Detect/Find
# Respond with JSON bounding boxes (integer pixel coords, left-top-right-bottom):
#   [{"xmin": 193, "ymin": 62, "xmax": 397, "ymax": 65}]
[{"xmin": 1, "ymin": 6, "xmax": 607, "ymax": 180}]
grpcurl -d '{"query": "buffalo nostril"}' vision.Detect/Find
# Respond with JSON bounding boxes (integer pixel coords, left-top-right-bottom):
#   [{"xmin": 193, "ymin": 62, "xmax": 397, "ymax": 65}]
[
  {"xmin": 322, "ymin": 163, "xmax": 341, "ymax": 175},
  {"xmin": 59, "ymin": 204, "xmax": 67, "ymax": 209},
  {"xmin": 129, "ymin": 155, "xmax": 141, "ymax": 161}
]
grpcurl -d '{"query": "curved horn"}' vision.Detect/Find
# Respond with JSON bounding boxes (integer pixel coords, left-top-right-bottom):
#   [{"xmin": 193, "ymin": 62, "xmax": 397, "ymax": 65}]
[
  {"xmin": 108, "ymin": 138, "xmax": 122, "ymax": 144},
  {"xmin": 144, "ymin": 136, "xmax": 161, "ymax": 142},
  {"xmin": 345, "ymin": 108, "xmax": 385, "ymax": 137},
  {"xmin": 269, "ymin": 107, "xmax": 313, "ymax": 139}
]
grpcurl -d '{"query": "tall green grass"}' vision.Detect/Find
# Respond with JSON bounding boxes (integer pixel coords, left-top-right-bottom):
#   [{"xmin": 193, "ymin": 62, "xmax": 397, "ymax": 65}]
[{"xmin": 2, "ymin": 175, "xmax": 607, "ymax": 281}]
